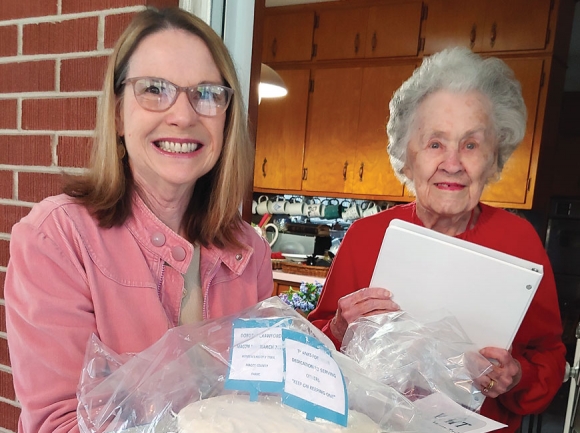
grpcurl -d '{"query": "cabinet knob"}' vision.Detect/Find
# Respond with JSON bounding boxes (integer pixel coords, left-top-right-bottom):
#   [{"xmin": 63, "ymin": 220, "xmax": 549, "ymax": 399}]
[
  {"xmin": 272, "ymin": 38, "xmax": 278, "ymax": 58},
  {"xmin": 302, "ymin": 167, "xmax": 308, "ymax": 180},
  {"xmin": 490, "ymin": 23, "xmax": 497, "ymax": 48},
  {"xmin": 343, "ymin": 161, "xmax": 349, "ymax": 181},
  {"xmin": 359, "ymin": 162, "xmax": 364, "ymax": 182},
  {"xmin": 371, "ymin": 32, "xmax": 377, "ymax": 52},
  {"xmin": 354, "ymin": 33, "xmax": 360, "ymax": 54},
  {"xmin": 470, "ymin": 24, "xmax": 477, "ymax": 49},
  {"xmin": 262, "ymin": 157, "xmax": 267, "ymax": 178}
]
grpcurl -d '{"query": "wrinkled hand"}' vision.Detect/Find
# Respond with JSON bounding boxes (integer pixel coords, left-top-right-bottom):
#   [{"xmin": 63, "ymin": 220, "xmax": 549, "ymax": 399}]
[
  {"xmin": 475, "ymin": 347, "xmax": 522, "ymax": 398},
  {"xmin": 329, "ymin": 287, "xmax": 400, "ymax": 341}
]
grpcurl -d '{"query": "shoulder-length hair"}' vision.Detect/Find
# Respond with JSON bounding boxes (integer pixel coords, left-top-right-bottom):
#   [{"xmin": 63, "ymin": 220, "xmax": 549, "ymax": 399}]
[
  {"xmin": 64, "ymin": 7, "xmax": 254, "ymax": 249},
  {"xmin": 386, "ymin": 47, "xmax": 527, "ymax": 191}
]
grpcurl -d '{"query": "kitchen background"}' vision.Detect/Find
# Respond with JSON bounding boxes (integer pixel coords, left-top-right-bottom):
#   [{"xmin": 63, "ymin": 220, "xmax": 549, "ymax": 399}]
[{"xmin": 0, "ymin": 0, "xmax": 578, "ymax": 432}]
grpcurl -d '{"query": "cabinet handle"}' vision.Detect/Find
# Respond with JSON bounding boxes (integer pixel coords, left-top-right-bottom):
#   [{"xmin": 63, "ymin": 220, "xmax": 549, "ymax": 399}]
[
  {"xmin": 359, "ymin": 162, "xmax": 364, "ymax": 182},
  {"xmin": 343, "ymin": 161, "xmax": 349, "ymax": 181},
  {"xmin": 261, "ymin": 158, "xmax": 267, "ymax": 178},
  {"xmin": 354, "ymin": 33, "xmax": 360, "ymax": 54},
  {"xmin": 371, "ymin": 32, "xmax": 377, "ymax": 52},
  {"xmin": 302, "ymin": 168, "xmax": 308, "ymax": 180},
  {"xmin": 490, "ymin": 23, "xmax": 497, "ymax": 48},
  {"xmin": 272, "ymin": 38, "xmax": 277, "ymax": 58},
  {"xmin": 470, "ymin": 24, "xmax": 477, "ymax": 49}
]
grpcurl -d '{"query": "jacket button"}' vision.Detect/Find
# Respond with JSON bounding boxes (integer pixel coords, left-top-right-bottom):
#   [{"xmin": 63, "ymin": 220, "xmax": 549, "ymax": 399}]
[
  {"xmin": 235, "ymin": 254, "xmax": 242, "ymax": 261},
  {"xmin": 151, "ymin": 232, "xmax": 166, "ymax": 247},
  {"xmin": 172, "ymin": 246, "xmax": 186, "ymax": 261}
]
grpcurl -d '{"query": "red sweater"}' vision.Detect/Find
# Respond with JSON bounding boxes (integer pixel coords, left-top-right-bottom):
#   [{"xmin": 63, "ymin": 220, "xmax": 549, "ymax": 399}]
[{"xmin": 309, "ymin": 202, "xmax": 565, "ymax": 432}]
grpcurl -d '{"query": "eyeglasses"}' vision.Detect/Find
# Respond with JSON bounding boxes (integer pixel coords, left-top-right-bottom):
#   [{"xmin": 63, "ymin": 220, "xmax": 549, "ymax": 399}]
[{"xmin": 123, "ymin": 77, "xmax": 233, "ymax": 117}]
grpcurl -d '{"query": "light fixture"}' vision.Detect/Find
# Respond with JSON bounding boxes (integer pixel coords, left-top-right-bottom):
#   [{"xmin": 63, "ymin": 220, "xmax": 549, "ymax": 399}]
[{"xmin": 259, "ymin": 63, "xmax": 288, "ymax": 102}]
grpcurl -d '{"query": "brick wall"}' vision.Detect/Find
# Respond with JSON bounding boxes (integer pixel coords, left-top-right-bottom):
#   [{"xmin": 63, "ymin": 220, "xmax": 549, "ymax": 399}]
[{"xmin": 0, "ymin": 0, "xmax": 177, "ymax": 431}]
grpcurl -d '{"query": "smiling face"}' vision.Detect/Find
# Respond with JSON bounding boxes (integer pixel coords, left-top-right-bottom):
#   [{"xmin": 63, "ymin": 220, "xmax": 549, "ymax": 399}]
[
  {"xmin": 403, "ymin": 90, "xmax": 499, "ymax": 220},
  {"xmin": 117, "ymin": 28, "xmax": 226, "ymax": 201}
]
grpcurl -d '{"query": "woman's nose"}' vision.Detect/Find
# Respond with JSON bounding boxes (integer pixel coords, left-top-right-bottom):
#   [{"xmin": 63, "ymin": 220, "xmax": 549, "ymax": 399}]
[
  {"xmin": 165, "ymin": 92, "xmax": 199, "ymax": 126},
  {"xmin": 439, "ymin": 148, "xmax": 464, "ymax": 174}
]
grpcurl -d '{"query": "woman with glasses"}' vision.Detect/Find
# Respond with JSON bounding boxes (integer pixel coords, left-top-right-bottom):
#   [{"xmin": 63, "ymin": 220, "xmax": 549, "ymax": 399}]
[
  {"xmin": 308, "ymin": 48, "xmax": 565, "ymax": 433},
  {"xmin": 5, "ymin": 8, "xmax": 273, "ymax": 432}
]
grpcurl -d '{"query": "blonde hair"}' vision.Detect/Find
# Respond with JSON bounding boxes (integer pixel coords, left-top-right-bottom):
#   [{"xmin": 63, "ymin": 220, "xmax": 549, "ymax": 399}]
[{"xmin": 64, "ymin": 7, "xmax": 254, "ymax": 248}]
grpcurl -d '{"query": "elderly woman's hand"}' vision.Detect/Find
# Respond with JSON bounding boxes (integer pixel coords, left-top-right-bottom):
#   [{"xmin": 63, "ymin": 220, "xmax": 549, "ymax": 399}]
[
  {"xmin": 329, "ymin": 287, "xmax": 399, "ymax": 341},
  {"xmin": 474, "ymin": 347, "xmax": 522, "ymax": 398}
]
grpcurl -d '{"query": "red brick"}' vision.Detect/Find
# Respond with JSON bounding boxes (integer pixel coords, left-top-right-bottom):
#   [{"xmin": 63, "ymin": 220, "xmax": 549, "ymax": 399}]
[
  {"xmin": 0, "ymin": 272, "xmax": 4, "ymax": 299},
  {"xmin": 0, "ymin": 342, "xmax": 11, "ymax": 373},
  {"xmin": 0, "ymin": 26, "xmax": 17, "ymax": 57},
  {"xmin": 0, "ymin": 240, "xmax": 8, "ymax": 267},
  {"xmin": 0, "ymin": 400, "xmax": 19, "ymax": 432},
  {"xmin": 62, "ymin": 0, "xmax": 144, "ymax": 14},
  {"xmin": 61, "ymin": 56, "xmax": 108, "ymax": 92},
  {"xmin": 105, "ymin": 12, "xmax": 140, "ymax": 48},
  {"xmin": 0, "ymin": 370, "xmax": 16, "ymax": 400},
  {"xmin": 0, "ymin": 135, "xmax": 52, "ymax": 166},
  {"xmin": 0, "ymin": 100, "xmax": 17, "ymax": 130},
  {"xmin": 0, "ymin": 305, "xmax": 5, "ymax": 333},
  {"xmin": 0, "ymin": 0, "xmax": 56, "ymax": 21},
  {"xmin": 0, "ymin": 171, "xmax": 13, "ymax": 199},
  {"xmin": 22, "ymin": 98, "xmax": 97, "ymax": 131},
  {"xmin": 0, "ymin": 205, "xmax": 30, "ymax": 234},
  {"xmin": 23, "ymin": 17, "xmax": 98, "ymax": 55},
  {"xmin": 0, "ymin": 61, "xmax": 55, "ymax": 93},
  {"xmin": 18, "ymin": 172, "xmax": 63, "ymax": 203},
  {"xmin": 58, "ymin": 136, "xmax": 92, "ymax": 168}
]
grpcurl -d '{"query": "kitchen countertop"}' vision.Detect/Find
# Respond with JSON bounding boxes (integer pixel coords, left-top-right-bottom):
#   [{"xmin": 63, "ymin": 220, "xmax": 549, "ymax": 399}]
[{"xmin": 272, "ymin": 270, "xmax": 326, "ymax": 285}]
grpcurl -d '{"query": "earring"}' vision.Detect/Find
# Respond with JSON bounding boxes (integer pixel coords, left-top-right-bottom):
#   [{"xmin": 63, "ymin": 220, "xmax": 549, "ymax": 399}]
[{"xmin": 117, "ymin": 136, "xmax": 126, "ymax": 159}]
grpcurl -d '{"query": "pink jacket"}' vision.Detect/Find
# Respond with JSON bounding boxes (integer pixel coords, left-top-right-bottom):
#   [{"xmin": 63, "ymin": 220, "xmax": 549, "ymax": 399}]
[{"xmin": 5, "ymin": 193, "xmax": 274, "ymax": 433}]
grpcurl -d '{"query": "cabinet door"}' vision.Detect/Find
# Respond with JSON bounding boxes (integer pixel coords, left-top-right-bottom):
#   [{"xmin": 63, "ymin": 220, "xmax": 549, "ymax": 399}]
[
  {"xmin": 254, "ymin": 69, "xmax": 310, "ymax": 190},
  {"xmin": 302, "ymin": 68, "xmax": 362, "ymax": 193},
  {"xmin": 481, "ymin": 58, "xmax": 544, "ymax": 204},
  {"xmin": 315, "ymin": 8, "xmax": 369, "ymax": 60},
  {"xmin": 349, "ymin": 65, "xmax": 416, "ymax": 196},
  {"xmin": 262, "ymin": 11, "xmax": 315, "ymax": 63},
  {"xmin": 478, "ymin": 0, "xmax": 552, "ymax": 53},
  {"xmin": 423, "ymin": 0, "xmax": 486, "ymax": 54},
  {"xmin": 365, "ymin": 3, "xmax": 423, "ymax": 58}
]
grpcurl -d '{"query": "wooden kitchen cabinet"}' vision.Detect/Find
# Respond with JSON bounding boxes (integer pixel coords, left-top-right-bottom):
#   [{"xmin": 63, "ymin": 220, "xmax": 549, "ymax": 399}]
[
  {"xmin": 273, "ymin": 280, "xmax": 294, "ymax": 296},
  {"xmin": 302, "ymin": 64, "xmax": 414, "ymax": 197},
  {"xmin": 314, "ymin": 7, "xmax": 369, "ymax": 60},
  {"xmin": 262, "ymin": 11, "xmax": 316, "ymax": 63},
  {"xmin": 314, "ymin": 2, "xmax": 423, "ymax": 61},
  {"xmin": 423, "ymin": 0, "xmax": 553, "ymax": 55},
  {"xmin": 254, "ymin": 69, "xmax": 310, "ymax": 191},
  {"xmin": 480, "ymin": 57, "xmax": 545, "ymax": 204},
  {"xmin": 365, "ymin": 3, "xmax": 424, "ymax": 58}
]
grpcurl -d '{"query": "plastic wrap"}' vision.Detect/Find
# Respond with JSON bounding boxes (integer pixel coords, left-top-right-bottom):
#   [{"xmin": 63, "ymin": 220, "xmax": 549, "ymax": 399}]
[
  {"xmin": 77, "ymin": 297, "xmax": 422, "ymax": 432},
  {"xmin": 342, "ymin": 310, "xmax": 493, "ymax": 412}
]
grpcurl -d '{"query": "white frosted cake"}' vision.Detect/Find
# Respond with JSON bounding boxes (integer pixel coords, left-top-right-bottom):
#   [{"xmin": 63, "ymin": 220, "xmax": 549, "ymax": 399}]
[{"xmin": 177, "ymin": 394, "xmax": 380, "ymax": 432}]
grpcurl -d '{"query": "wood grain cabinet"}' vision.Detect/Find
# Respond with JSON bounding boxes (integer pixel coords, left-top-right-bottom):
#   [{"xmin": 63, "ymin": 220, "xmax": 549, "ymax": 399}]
[
  {"xmin": 480, "ymin": 57, "xmax": 545, "ymax": 205},
  {"xmin": 301, "ymin": 64, "xmax": 415, "ymax": 197},
  {"xmin": 262, "ymin": 11, "xmax": 316, "ymax": 63},
  {"xmin": 254, "ymin": 69, "xmax": 310, "ymax": 191},
  {"xmin": 314, "ymin": 3, "xmax": 423, "ymax": 60},
  {"xmin": 423, "ymin": 0, "xmax": 553, "ymax": 55}
]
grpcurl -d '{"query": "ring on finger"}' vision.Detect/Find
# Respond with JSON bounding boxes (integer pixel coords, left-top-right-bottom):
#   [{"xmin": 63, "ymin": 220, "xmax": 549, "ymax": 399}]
[{"xmin": 483, "ymin": 378, "xmax": 495, "ymax": 393}]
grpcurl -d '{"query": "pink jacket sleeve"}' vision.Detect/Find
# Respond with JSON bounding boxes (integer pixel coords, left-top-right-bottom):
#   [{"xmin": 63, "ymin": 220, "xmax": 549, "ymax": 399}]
[{"xmin": 6, "ymin": 220, "xmax": 93, "ymax": 433}]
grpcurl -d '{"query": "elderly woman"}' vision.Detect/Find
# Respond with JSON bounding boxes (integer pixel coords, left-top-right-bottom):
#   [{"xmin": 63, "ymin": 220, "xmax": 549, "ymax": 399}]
[
  {"xmin": 5, "ymin": 8, "xmax": 273, "ymax": 432},
  {"xmin": 309, "ymin": 47, "xmax": 565, "ymax": 432}
]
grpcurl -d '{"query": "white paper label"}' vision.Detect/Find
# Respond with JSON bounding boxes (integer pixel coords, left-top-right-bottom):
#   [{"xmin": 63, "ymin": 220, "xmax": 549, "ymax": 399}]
[{"xmin": 228, "ymin": 327, "xmax": 284, "ymax": 382}]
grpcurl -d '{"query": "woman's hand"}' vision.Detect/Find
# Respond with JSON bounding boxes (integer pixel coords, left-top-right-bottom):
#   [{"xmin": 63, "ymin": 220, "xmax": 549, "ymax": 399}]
[
  {"xmin": 475, "ymin": 347, "xmax": 522, "ymax": 398},
  {"xmin": 329, "ymin": 287, "xmax": 399, "ymax": 341}
]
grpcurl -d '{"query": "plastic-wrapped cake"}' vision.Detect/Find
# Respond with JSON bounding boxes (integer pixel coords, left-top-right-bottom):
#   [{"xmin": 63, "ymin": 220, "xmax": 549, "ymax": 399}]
[{"xmin": 177, "ymin": 394, "xmax": 380, "ymax": 433}]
